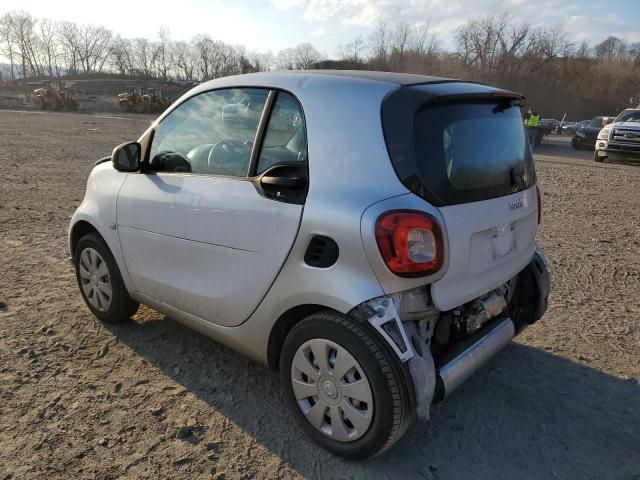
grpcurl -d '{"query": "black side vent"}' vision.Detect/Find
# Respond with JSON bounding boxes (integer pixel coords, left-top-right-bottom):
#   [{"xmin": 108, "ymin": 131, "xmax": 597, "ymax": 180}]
[{"xmin": 304, "ymin": 235, "xmax": 339, "ymax": 268}]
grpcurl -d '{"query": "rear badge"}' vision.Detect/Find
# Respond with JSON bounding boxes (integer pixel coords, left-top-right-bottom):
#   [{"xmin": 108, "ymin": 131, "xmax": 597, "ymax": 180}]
[{"xmin": 508, "ymin": 198, "xmax": 523, "ymax": 211}]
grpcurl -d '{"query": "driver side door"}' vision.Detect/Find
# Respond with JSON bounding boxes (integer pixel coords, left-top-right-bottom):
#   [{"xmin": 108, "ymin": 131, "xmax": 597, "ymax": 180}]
[{"xmin": 115, "ymin": 88, "xmax": 307, "ymax": 327}]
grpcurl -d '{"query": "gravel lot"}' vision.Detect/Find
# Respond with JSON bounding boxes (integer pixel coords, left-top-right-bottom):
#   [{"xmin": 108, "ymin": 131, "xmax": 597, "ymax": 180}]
[{"xmin": 0, "ymin": 111, "xmax": 639, "ymax": 480}]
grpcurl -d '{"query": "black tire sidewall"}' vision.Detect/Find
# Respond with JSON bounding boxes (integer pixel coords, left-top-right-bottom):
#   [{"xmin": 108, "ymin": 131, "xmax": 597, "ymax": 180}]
[
  {"xmin": 74, "ymin": 233, "xmax": 137, "ymax": 323},
  {"xmin": 279, "ymin": 314, "xmax": 404, "ymax": 459}
]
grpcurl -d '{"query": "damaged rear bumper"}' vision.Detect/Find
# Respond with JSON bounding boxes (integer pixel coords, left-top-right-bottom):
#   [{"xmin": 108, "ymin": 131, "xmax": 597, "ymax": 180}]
[
  {"xmin": 433, "ymin": 316, "xmax": 514, "ymax": 402},
  {"xmin": 351, "ymin": 248, "xmax": 551, "ymax": 409}
]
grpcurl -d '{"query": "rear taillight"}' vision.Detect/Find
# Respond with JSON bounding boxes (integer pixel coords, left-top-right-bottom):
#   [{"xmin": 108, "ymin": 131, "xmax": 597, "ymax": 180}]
[
  {"xmin": 375, "ymin": 211, "xmax": 443, "ymax": 277},
  {"xmin": 536, "ymin": 184, "xmax": 542, "ymax": 225}
]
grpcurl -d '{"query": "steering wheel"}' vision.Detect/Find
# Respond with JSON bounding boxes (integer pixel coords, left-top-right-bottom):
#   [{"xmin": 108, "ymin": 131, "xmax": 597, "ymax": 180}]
[{"xmin": 207, "ymin": 140, "xmax": 250, "ymax": 176}]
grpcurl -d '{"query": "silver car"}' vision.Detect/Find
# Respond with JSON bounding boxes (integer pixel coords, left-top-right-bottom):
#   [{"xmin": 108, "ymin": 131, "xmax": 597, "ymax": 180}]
[{"xmin": 68, "ymin": 70, "xmax": 550, "ymax": 459}]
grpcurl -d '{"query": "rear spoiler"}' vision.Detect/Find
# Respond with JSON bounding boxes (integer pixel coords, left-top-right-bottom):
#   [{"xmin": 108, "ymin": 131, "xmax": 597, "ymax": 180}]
[{"xmin": 425, "ymin": 90, "xmax": 526, "ymax": 106}]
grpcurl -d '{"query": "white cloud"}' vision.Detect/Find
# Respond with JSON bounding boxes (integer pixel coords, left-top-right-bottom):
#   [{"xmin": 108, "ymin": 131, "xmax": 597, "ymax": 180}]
[
  {"xmin": 271, "ymin": 0, "xmax": 305, "ymax": 9},
  {"xmin": 269, "ymin": 0, "xmax": 640, "ymax": 48},
  {"xmin": 345, "ymin": 5, "xmax": 382, "ymax": 26},
  {"xmin": 311, "ymin": 27, "xmax": 326, "ymax": 37}
]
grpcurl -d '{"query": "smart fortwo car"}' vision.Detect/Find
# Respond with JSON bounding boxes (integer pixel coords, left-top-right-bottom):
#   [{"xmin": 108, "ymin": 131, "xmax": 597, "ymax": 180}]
[{"xmin": 69, "ymin": 71, "xmax": 550, "ymax": 459}]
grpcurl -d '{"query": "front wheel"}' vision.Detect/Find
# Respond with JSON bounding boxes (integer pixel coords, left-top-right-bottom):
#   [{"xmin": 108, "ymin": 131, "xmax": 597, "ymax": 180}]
[
  {"xmin": 594, "ymin": 150, "xmax": 604, "ymax": 162},
  {"xmin": 279, "ymin": 311, "xmax": 415, "ymax": 459},
  {"xmin": 74, "ymin": 233, "xmax": 139, "ymax": 323}
]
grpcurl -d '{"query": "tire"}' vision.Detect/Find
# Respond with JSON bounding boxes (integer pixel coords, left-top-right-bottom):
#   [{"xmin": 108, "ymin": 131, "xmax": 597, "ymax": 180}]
[
  {"xmin": 279, "ymin": 311, "xmax": 415, "ymax": 459},
  {"xmin": 74, "ymin": 232, "xmax": 139, "ymax": 323},
  {"xmin": 119, "ymin": 101, "xmax": 130, "ymax": 112},
  {"xmin": 594, "ymin": 150, "xmax": 604, "ymax": 162},
  {"xmin": 572, "ymin": 137, "xmax": 580, "ymax": 149}
]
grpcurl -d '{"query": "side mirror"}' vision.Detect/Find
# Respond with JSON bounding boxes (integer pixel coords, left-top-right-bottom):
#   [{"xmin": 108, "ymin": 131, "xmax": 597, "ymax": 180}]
[{"xmin": 112, "ymin": 141, "xmax": 141, "ymax": 172}]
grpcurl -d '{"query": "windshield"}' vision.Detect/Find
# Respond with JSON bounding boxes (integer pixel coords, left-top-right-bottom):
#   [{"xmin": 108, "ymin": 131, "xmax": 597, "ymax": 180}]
[{"xmin": 615, "ymin": 110, "xmax": 640, "ymax": 123}]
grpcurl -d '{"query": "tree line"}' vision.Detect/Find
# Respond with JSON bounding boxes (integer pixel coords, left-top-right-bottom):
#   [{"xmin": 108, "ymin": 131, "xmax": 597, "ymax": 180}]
[
  {"xmin": 1, "ymin": 10, "xmax": 638, "ymax": 118},
  {"xmin": 333, "ymin": 17, "xmax": 640, "ymax": 118},
  {"xmin": 0, "ymin": 10, "xmax": 323, "ymax": 81}
]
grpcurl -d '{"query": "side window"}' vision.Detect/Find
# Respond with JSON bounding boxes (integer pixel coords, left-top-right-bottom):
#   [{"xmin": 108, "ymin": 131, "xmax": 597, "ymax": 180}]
[
  {"xmin": 256, "ymin": 92, "xmax": 307, "ymax": 175},
  {"xmin": 148, "ymin": 88, "xmax": 268, "ymax": 177}
]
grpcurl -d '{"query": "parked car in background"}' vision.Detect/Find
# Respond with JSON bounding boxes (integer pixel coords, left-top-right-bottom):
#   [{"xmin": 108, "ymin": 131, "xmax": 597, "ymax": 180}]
[
  {"xmin": 68, "ymin": 70, "xmax": 550, "ymax": 459},
  {"xmin": 562, "ymin": 120, "xmax": 589, "ymax": 135},
  {"xmin": 594, "ymin": 108, "xmax": 640, "ymax": 162},
  {"xmin": 572, "ymin": 116, "xmax": 614, "ymax": 150},
  {"xmin": 538, "ymin": 118, "xmax": 559, "ymax": 135}
]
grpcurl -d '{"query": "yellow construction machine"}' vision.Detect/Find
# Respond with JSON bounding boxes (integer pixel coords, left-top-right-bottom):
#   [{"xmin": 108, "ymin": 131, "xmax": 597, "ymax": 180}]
[
  {"xmin": 147, "ymin": 88, "xmax": 171, "ymax": 113},
  {"xmin": 117, "ymin": 86, "xmax": 151, "ymax": 113},
  {"xmin": 32, "ymin": 80, "xmax": 78, "ymax": 111}
]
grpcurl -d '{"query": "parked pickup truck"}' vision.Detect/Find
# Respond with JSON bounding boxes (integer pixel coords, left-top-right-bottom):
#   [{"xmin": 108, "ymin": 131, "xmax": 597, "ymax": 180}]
[{"xmin": 595, "ymin": 108, "xmax": 640, "ymax": 162}]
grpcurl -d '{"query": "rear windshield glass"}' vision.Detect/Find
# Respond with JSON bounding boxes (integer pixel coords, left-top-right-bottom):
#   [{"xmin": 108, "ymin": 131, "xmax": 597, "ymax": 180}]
[
  {"xmin": 589, "ymin": 117, "xmax": 606, "ymax": 128},
  {"xmin": 410, "ymin": 101, "xmax": 536, "ymax": 205}
]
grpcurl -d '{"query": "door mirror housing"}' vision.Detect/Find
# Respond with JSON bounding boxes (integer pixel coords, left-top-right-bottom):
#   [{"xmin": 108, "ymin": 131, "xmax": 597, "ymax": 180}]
[{"xmin": 112, "ymin": 141, "xmax": 141, "ymax": 172}]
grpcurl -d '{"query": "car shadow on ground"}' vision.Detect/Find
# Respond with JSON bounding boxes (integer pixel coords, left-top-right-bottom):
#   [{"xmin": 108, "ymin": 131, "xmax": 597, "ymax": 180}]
[{"xmin": 104, "ymin": 315, "xmax": 640, "ymax": 480}]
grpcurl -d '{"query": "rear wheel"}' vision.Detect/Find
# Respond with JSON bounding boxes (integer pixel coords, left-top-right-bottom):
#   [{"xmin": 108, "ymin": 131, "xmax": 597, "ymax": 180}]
[
  {"xmin": 74, "ymin": 233, "xmax": 139, "ymax": 323},
  {"xmin": 279, "ymin": 311, "xmax": 415, "ymax": 459}
]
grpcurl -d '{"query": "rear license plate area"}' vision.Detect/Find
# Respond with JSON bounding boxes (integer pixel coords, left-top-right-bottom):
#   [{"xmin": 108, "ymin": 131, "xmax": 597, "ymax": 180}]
[{"xmin": 491, "ymin": 223, "xmax": 516, "ymax": 260}]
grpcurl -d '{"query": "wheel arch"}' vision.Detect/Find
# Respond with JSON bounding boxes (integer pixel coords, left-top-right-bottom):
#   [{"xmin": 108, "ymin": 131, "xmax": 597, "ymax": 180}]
[
  {"xmin": 69, "ymin": 220, "xmax": 101, "ymax": 256},
  {"xmin": 266, "ymin": 303, "xmax": 340, "ymax": 370}
]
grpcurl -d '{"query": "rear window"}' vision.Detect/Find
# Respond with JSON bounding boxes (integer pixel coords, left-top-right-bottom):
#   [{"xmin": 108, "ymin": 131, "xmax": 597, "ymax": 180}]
[
  {"xmin": 414, "ymin": 102, "xmax": 535, "ymax": 204},
  {"xmin": 383, "ymin": 88, "xmax": 536, "ymax": 206}
]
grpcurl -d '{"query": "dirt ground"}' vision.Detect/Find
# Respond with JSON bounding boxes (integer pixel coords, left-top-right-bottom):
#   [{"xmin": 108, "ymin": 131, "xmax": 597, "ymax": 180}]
[{"xmin": 0, "ymin": 111, "xmax": 638, "ymax": 480}]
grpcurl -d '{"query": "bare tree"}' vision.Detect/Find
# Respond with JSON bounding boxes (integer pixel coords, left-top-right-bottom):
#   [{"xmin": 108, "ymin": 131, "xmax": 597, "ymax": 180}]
[
  {"xmin": 132, "ymin": 37, "xmax": 153, "ymax": 76},
  {"xmin": 275, "ymin": 47, "xmax": 295, "ymax": 70},
  {"xmin": 7, "ymin": 11, "xmax": 41, "ymax": 77},
  {"xmin": 58, "ymin": 21, "xmax": 81, "ymax": 74},
  {"xmin": 368, "ymin": 23, "xmax": 390, "ymax": 67},
  {"xmin": 291, "ymin": 43, "xmax": 322, "ymax": 69},
  {"xmin": 37, "ymin": 18, "xmax": 59, "ymax": 76},
  {"xmin": 595, "ymin": 36, "xmax": 625, "ymax": 62},
  {"xmin": 338, "ymin": 35, "xmax": 365, "ymax": 62},
  {"xmin": 0, "ymin": 13, "xmax": 18, "ymax": 79},
  {"xmin": 110, "ymin": 37, "xmax": 133, "ymax": 75},
  {"xmin": 156, "ymin": 27, "xmax": 172, "ymax": 80},
  {"xmin": 75, "ymin": 24, "xmax": 113, "ymax": 74},
  {"xmin": 390, "ymin": 21, "xmax": 411, "ymax": 68},
  {"xmin": 171, "ymin": 40, "xmax": 197, "ymax": 80}
]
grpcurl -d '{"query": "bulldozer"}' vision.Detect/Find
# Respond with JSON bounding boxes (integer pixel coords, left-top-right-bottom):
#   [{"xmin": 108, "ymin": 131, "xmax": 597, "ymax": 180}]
[
  {"xmin": 32, "ymin": 80, "xmax": 78, "ymax": 111},
  {"xmin": 147, "ymin": 88, "xmax": 171, "ymax": 113},
  {"xmin": 117, "ymin": 86, "xmax": 151, "ymax": 113}
]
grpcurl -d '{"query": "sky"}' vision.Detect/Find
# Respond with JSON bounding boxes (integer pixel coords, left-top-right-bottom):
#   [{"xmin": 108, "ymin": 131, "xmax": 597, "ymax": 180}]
[{"xmin": 3, "ymin": 0, "xmax": 640, "ymax": 56}]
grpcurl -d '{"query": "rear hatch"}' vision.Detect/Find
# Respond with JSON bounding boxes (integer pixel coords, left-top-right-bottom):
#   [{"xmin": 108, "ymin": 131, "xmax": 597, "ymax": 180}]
[{"xmin": 382, "ymin": 82, "xmax": 539, "ymax": 310}]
